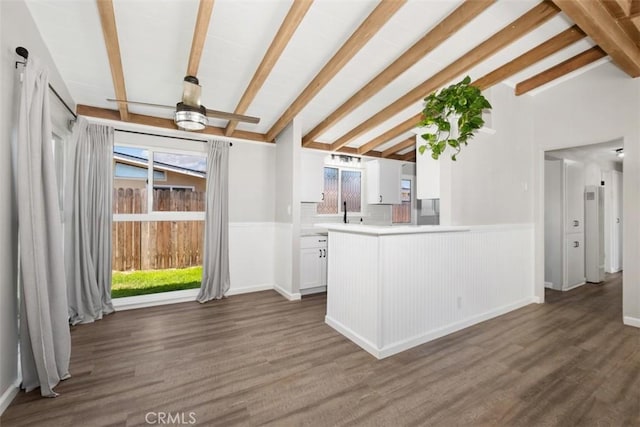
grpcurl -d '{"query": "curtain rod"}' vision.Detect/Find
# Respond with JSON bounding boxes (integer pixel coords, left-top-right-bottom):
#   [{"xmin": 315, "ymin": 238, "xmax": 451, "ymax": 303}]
[
  {"xmin": 15, "ymin": 47, "xmax": 78, "ymax": 121},
  {"xmin": 115, "ymin": 129, "xmax": 232, "ymax": 146}
]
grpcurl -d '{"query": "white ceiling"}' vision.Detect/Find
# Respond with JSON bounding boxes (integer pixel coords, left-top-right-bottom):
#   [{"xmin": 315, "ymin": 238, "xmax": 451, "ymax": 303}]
[
  {"xmin": 546, "ymin": 139, "xmax": 625, "ymax": 165},
  {"xmin": 25, "ymin": 0, "xmax": 609, "ymax": 154}
]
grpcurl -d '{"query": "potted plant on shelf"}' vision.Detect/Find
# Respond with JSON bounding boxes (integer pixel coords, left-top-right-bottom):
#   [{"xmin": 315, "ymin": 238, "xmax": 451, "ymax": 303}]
[{"xmin": 418, "ymin": 75, "xmax": 492, "ymax": 161}]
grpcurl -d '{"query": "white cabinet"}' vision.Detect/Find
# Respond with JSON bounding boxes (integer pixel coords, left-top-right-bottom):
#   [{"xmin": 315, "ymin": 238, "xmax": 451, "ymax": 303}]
[
  {"xmin": 566, "ymin": 234, "xmax": 585, "ymax": 287},
  {"xmin": 565, "ymin": 161, "xmax": 584, "ymax": 233},
  {"xmin": 544, "ymin": 159, "xmax": 585, "ymax": 291},
  {"xmin": 366, "ymin": 159, "xmax": 401, "ymax": 204},
  {"xmin": 300, "ymin": 235, "xmax": 327, "ymax": 294},
  {"xmin": 300, "ymin": 151, "xmax": 325, "ymax": 203},
  {"xmin": 415, "ymin": 135, "xmax": 440, "ymax": 199}
]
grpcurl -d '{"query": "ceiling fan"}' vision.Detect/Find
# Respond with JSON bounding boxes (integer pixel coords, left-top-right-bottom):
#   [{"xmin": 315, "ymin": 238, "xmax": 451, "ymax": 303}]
[{"xmin": 108, "ymin": 75, "xmax": 260, "ymax": 131}]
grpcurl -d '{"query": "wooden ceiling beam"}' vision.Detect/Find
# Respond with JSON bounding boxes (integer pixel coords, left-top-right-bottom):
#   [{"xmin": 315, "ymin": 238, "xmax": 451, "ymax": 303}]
[
  {"xmin": 381, "ymin": 137, "xmax": 415, "ymax": 158},
  {"xmin": 400, "ymin": 149, "xmax": 416, "ymax": 162},
  {"xmin": 224, "ymin": 0, "xmax": 313, "ymax": 137},
  {"xmin": 515, "ymin": 46, "xmax": 607, "ymax": 95},
  {"xmin": 77, "ymin": 104, "xmax": 269, "ymax": 143},
  {"xmin": 330, "ymin": 1, "xmax": 560, "ymax": 152},
  {"xmin": 357, "ymin": 114, "xmax": 421, "ymax": 155},
  {"xmin": 96, "ymin": 0, "xmax": 129, "ymax": 121},
  {"xmin": 302, "ymin": 141, "xmax": 413, "ymax": 162},
  {"xmin": 265, "ymin": 0, "xmax": 407, "ymax": 142},
  {"xmin": 552, "ymin": 0, "xmax": 640, "ymax": 77},
  {"xmin": 302, "ymin": 0, "xmax": 495, "ymax": 146},
  {"xmin": 474, "ymin": 25, "xmax": 586, "ymax": 90},
  {"xmin": 187, "ymin": 0, "xmax": 215, "ymax": 77}
]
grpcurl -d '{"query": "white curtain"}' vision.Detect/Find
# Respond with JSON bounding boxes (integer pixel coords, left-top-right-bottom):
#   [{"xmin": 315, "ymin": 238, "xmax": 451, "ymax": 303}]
[
  {"xmin": 16, "ymin": 57, "xmax": 71, "ymax": 397},
  {"xmin": 197, "ymin": 140, "xmax": 231, "ymax": 302},
  {"xmin": 65, "ymin": 117, "xmax": 115, "ymax": 324}
]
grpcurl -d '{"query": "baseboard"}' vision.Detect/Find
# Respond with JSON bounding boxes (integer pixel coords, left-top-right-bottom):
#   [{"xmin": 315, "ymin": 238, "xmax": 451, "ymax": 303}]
[
  {"xmin": 563, "ymin": 281, "xmax": 586, "ymax": 291},
  {"xmin": 273, "ymin": 284, "xmax": 301, "ymax": 301},
  {"xmin": 327, "ymin": 297, "xmax": 537, "ymax": 360},
  {"xmin": 300, "ymin": 285, "xmax": 326, "ymax": 296},
  {"xmin": 623, "ymin": 316, "xmax": 640, "ymax": 328},
  {"xmin": 0, "ymin": 381, "xmax": 19, "ymax": 417},
  {"xmin": 226, "ymin": 284, "xmax": 274, "ymax": 297},
  {"xmin": 377, "ymin": 297, "xmax": 538, "ymax": 359},
  {"xmin": 325, "ymin": 316, "xmax": 381, "ymax": 359},
  {"xmin": 113, "ymin": 289, "xmax": 200, "ymax": 311},
  {"xmin": 113, "ymin": 284, "xmax": 276, "ymax": 311},
  {"xmin": 544, "ymin": 281, "xmax": 554, "ymax": 288}
]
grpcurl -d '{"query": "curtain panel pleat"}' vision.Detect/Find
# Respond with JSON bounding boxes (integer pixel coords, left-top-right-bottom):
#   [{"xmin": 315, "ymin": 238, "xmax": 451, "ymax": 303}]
[
  {"xmin": 65, "ymin": 117, "xmax": 115, "ymax": 324},
  {"xmin": 15, "ymin": 57, "xmax": 71, "ymax": 397},
  {"xmin": 197, "ymin": 140, "xmax": 230, "ymax": 302}
]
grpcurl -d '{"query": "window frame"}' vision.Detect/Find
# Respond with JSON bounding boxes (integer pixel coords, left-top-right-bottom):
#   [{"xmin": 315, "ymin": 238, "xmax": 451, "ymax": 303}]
[
  {"xmin": 113, "ymin": 140, "xmax": 207, "ymax": 223},
  {"xmin": 316, "ymin": 165, "xmax": 363, "ymax": 216}
]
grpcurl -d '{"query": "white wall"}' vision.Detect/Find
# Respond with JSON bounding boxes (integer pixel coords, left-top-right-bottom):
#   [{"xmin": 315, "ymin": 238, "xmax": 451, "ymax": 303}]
[
  {"xmin": 531, "ymin": 61, "xmax": 640, "ymax": 323},
  {"xmin": 273, "ymin": 120, "xmax": 302, "ymax": 299},
  {"xmin": 229, "ymin": 141, "xmax": 275, "ymax": 222},
  {"xmin": 544, "ymin": 160, "xmax": 563, "ymax": 289},
  {"xmin": 0, "ymin": 0, "xmax": 75, "ymax": 412},
  {"xmin": 440, "ymin": 83, "xmax": 535, "ymax": 226}
]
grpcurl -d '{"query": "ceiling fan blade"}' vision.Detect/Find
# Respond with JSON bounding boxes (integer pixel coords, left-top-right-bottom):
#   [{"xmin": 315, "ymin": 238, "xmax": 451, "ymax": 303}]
[
  {"xmin": 107, "ymin": 99, "xmax": 175, "ymax": 110},
  {"xmin": 205, "ymin": 108, "xmax": 260, "ymax": 124}
]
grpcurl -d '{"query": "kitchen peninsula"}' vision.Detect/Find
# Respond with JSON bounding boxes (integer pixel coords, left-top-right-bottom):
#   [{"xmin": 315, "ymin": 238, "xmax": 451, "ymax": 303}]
[{"xmin": 320, "ymin": 223, "xmax": 535, "ymax": 359}]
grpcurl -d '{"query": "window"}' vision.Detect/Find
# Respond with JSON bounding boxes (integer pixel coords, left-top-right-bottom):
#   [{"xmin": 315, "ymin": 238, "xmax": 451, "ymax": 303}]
[
  {"xmin": 112, "ymin": 142, "xmax": 207, "ymax": 298},
  {"xmin": 317, "ymin": 167, "xmax": 362, "ymax": 214},
  {"xmin": 392, "ymin": 179, "xmax": 412, "ymax": 223},
  {"xmin": 115, "ymin": 162, "xmax": 166, "ymax": 180}
]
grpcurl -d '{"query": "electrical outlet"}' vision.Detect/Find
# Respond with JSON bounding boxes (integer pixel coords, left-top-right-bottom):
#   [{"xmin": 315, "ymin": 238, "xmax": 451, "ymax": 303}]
[{"xmin": 457, "ymin": 296, "xmax": 462, "ymax": 309}]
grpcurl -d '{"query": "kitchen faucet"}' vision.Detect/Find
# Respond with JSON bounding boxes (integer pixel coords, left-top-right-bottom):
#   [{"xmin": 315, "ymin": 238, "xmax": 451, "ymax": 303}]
[{"xmin": 343, "ymin": 200, "xmax": 347, "ymax": 224}]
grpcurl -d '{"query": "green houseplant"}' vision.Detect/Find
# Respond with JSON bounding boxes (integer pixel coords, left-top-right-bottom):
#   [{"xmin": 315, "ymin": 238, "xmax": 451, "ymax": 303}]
[{"xmin": 418, "ymin": 76, "xmax": 492, "ymax": 161}]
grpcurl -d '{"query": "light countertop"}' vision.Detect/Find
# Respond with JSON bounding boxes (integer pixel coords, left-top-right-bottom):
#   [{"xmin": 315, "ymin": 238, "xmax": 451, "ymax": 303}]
[{"xmin": 316, "ymin": 223, "xmax": 532, "ymax": 236}]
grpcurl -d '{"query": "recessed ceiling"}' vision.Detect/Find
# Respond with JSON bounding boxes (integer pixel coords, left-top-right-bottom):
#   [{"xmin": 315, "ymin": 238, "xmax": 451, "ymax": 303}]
[{"xmin": 24, "ymin": 0, "xmax": 640, "ymax": 161}]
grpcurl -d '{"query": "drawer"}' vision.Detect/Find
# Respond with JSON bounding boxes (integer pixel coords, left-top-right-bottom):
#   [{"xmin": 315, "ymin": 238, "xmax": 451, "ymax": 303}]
[{"xmin": 300, "ymin": 235, "xmax": 328, "ymax": 249}]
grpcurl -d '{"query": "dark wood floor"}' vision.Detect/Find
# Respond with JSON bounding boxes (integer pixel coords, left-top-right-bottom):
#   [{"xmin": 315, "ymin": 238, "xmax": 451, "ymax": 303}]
[{"xmin": 2, "ymin": 273, "xmax": 638, "ymax": 426}]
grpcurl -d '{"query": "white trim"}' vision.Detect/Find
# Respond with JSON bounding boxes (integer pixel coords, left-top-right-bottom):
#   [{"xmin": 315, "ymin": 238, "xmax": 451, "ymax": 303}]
[
  {"xmin": 563, "ymin": 281, "xmax": 586, "ymax": 291},
  {"xmin": 0, "ymin": 381, "xmax": 19, "ymax": 417},
  {"xmin": 227, "ymin": 284, "xmax": 274, "ymax": 297},
  {"xmin": 325, "ymin": 316, "xmax": 381, "ymax": 359},
  {"xmin": 273, "ymin": 284, "xmax": 301, "ymax": 301},
  {"xmin": 112, "ymin": 284, "xmax": 278, "ymax": 311},
  {"xmin": 300, "ymin": 285, "xmax": 326, "ymax": 296},
  {"xmin": 113, "ymin": 289, "xmax": 200, "ymax": 311},
  {"xmin": 327, "ymin": 297, "xmax": 538, "ymax": 360},
  {"xmin": 544, "ymin": 281, "xmax": 554, "ymax": 288},
  {"xmin": 623, "ymin": 316, "xmax": 640, "ymax": 328},
  {"xmin": 113, "ymin": 211, "xmax": 205, "ymax": 222}
]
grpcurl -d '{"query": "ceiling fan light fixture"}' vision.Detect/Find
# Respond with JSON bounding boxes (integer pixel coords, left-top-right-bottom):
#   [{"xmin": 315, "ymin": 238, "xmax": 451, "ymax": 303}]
[{"xmin": 175, "ymin": 102, "xmax": 207, "ymax": 131}]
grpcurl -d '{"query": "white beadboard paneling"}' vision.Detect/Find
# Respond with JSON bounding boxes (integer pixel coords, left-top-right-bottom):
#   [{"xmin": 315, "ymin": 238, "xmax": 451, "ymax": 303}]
[
  {"xmin": 326, "ymin": 232, "xmax": 380, "ymax": 347},
  {"xmin": 325, "ymin": 224, "xmax": 535, "ymax": 359},
  {"xmin": 229, "ymin": 222, "xmax": 276, "ymax": 292}
]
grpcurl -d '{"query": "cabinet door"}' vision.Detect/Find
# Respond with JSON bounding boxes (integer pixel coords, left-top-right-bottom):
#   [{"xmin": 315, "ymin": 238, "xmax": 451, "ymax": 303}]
[
  {"xmin": 300, "ymin": 247, "xmax": 324, "ymax": 290},
  {"xmin": 366, "ymin": 159, "xmax": 401, "ymax": 204},
  {"xmin": 416, "ymin": 136, "xmax": 440, "ymax": 199},
  {"xmin": 300, "ymin": 151, "xmax": 325, "ymax": 202},
  {"xmin": 565, "ymin": 233, "xmax": 585, "ymax": 289},
  {"xmin": 564, "ymin": 161, "xmax": 584, "ymax": 233}
]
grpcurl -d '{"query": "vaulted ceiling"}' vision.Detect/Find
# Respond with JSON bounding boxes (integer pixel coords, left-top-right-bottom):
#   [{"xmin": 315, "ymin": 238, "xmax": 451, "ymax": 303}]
[{"xmin": 25, "ymin": 0, "xmax": 640, "ymax": 161}]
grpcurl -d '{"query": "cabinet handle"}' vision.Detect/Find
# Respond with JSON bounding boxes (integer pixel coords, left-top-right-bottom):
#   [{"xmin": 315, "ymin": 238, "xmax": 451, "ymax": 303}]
[
  {"xmin": 318, "ymin": 239, "xmax": 327, "ymax": 242},
  {"xmin": 573, "ymin": 220, "xmax": 579, "ymax": 227},
  {"xmin": 319, "ymin": 249, "xmax": 322, "ymax": 258},
  {"xmin": 379, "ymin": 195, "xmax": 382, "ymax": 203},
  {"xmin": 573, "ymin": 241, "xmax": 579, "ymax": 248},
  {"xmin": 321, "ymin": 192, "xmax": 324, "ymax": 201}
]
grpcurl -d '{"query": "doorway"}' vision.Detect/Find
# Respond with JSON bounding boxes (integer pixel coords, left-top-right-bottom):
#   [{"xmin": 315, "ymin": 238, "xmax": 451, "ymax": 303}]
[{"xmin": 543, "ymin": 140, "xmax": 624, "ymax": 293}]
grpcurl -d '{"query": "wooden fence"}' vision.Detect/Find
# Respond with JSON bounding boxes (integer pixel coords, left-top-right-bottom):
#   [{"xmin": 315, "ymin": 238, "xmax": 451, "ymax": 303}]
[{"xmin": 112, "ymin": 188, "xmax": 205, "ymax": 271}]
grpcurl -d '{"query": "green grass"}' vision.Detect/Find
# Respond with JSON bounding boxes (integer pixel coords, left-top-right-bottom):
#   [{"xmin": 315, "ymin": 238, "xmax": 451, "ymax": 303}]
[{"xmin": 111, "ymin": 266, "xmax": 202, "ymax": 298}]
